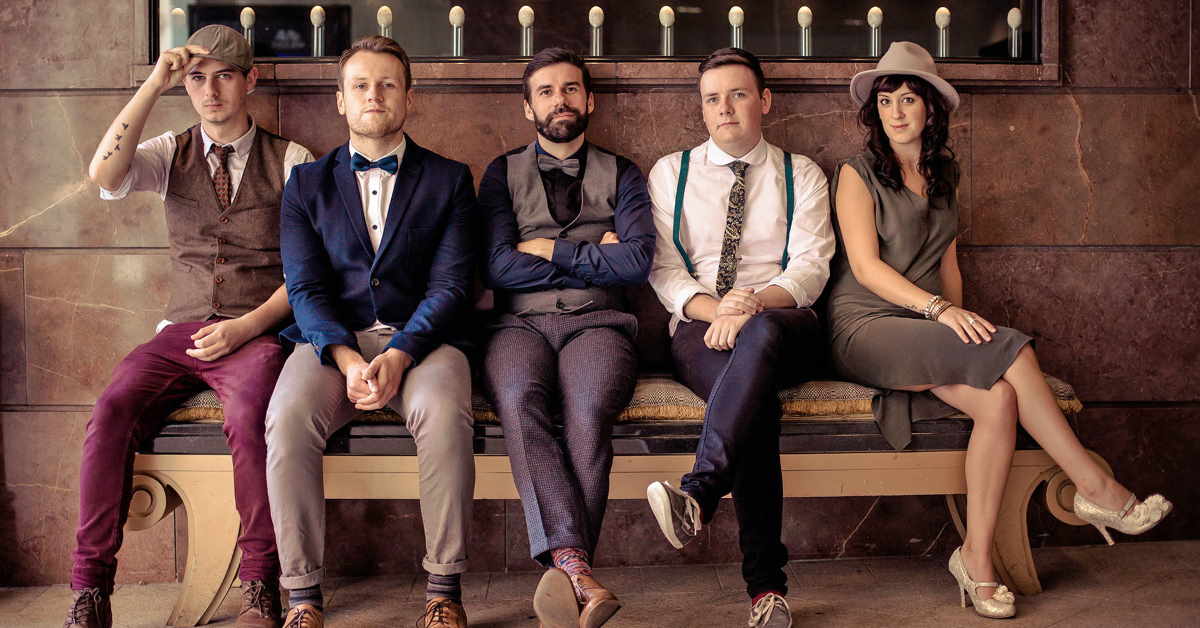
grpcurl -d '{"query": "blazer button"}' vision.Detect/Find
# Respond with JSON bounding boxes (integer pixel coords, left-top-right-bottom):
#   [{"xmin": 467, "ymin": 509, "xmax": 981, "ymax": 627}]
[
  {"xmin": 214, "ymin": 276, "xmax": 224, "ymax": 284},
  {"xmin": 371, "ymin": 278, "xmax": 381, "ymax": 287},
  {"xmin": 219, "ymin": 217, "xmax": 230, "ymax": 224}
]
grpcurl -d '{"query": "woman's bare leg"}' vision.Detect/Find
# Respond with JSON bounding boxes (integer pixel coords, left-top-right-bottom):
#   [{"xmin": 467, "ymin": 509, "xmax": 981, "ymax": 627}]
[
  {"xmin": 1001, "ymin": 345, "xmax": 1131, "ymax": 510},
  {"xmin": 898, "ymin": 381, "xmax": 1019, "ymax": 598}
]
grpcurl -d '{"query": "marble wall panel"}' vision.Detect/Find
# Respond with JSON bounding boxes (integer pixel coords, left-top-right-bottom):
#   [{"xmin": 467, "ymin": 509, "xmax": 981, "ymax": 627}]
[
  {"xmin": 0, "ymin": 253, "xmax": 26, "ymax": 404},
  {"xmin": 1063, "ymin": 0, "xmax": 1191, "ymax": 88},
  {"xmin": 971, "ymin": 94, "xmax": 1200, "ymax": 246},
  {"xmin": 0, "ymin": 0, "xmax": 135, "ymax": 90},
  {"xmin": 322, "ymin": 499, "xmax": 507, "ymax": 577},
  {"xmin": 959, "ymin": 247, "xmax": 1200, "ymax": 403},
  {"xmin": 0, "ymin": 91, "xmax": 279, "ymax": 248},
  {"xmin": 1028, "ymin": 405, "xmax": 1200, "ymax": 546},
  {"xmin": 0, "ymin": 412, "xmax": 176, "ymax": 586},
  {"xmin": 24, "ymin": 252, "xmax": 167, "ymax": 404}
]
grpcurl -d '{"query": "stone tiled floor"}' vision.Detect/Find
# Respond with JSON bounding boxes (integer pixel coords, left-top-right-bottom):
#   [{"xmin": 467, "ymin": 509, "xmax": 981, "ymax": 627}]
[{"xmin": 3, "ymin": 541, "xmax": 1198, "ymax": 627}]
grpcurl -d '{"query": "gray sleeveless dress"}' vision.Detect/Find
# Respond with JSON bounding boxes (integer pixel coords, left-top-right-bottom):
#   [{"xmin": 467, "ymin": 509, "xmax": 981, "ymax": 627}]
[{"xmin": 827, "ymin": 152, "xmax": 1031, "ymax": 450}]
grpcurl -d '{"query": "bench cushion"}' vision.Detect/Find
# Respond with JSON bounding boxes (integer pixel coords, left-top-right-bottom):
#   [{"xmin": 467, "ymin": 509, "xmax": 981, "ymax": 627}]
[{"xmin": 165, "ymin": 375, "xmax": 1081, "ymax": 425}]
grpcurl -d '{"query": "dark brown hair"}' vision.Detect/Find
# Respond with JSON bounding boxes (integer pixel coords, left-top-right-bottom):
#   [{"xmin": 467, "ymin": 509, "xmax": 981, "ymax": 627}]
[
  {"xmin": 337, "ymin": 36, "xmax": 412, "ymax": 91},
  {"xmin": 698, "ymin": 47, "xmax": 765, "ymax": 93},
  {"xmin": 522, "ymin": 47, "xmax": 592, "ymax": 103},
  {"xmin": 858, "ymin": 74, "xmax": 957, "ymax": 199}
]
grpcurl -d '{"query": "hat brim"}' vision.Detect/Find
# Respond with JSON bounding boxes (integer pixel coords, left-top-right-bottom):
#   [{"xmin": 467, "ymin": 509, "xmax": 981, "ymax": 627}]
[
  {"xmin": 849, "ymin": 68, "xmax": 960, "ymax": 112},
  {"xmin": 192, "ymin": 52, "xmax": 251, "ymax": 73}
]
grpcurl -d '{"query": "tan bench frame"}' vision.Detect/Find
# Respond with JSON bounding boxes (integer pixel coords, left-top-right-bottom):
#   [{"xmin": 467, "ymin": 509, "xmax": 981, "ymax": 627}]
[{"xmin": 129, "ymin": 446, "xmax": 1101, "ymax": 626}]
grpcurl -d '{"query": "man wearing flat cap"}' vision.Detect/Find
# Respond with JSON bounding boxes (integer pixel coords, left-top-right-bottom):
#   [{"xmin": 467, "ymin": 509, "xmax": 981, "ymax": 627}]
[{"xmin": 67, "ymin": 24, "xmax": 312, "ymax": 628}]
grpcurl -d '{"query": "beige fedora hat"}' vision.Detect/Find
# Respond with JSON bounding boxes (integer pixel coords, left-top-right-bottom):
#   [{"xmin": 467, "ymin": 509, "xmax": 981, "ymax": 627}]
[{"xmin": 850, "ymin": 41, "xmax": 959, "ymax": 111}]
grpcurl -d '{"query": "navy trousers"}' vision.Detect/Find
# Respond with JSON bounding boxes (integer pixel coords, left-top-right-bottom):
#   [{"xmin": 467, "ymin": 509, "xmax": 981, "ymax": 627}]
[{"xmin": 671, "ymin": 308, "xmax": 822, "ymax": 598}]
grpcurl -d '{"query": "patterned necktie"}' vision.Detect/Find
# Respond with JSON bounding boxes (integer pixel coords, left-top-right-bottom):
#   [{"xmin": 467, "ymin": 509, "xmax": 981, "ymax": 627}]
[
  {"xmin": 714, "ymin": 160, "xmax": 749, "ymax": 297},
  {"xmin": 211, "ymin": 144, "xmax": 234, "ymax": 210}
]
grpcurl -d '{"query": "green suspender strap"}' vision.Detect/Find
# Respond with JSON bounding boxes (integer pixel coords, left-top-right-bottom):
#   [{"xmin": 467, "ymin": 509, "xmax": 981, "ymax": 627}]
[
  {"xmin": 672, "ymin": 150, "xmax": 698, "ymax": 276},
  {"xmin": 782, "ymin": 151, "xmax": 795, "ymax": 268},
  {"xmin": 672, "ymin": 148, "xmax": 796, "ymax": 278}
]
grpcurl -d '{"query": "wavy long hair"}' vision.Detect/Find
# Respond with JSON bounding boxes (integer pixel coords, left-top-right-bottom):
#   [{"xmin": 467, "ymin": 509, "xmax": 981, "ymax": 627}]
[{"xmin": 858, "ymin": 74, "xmax": 957, "ymax": 198}]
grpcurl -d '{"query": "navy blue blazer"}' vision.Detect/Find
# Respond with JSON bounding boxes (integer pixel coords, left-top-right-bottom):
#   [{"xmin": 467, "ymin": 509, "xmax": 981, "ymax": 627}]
[{"xmin": 280, "ymin": 136, "xmax": 476, "ymax": 366}]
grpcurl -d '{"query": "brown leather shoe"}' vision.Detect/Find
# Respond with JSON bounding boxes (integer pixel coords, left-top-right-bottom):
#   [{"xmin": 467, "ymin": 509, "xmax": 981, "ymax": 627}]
[
  {"xmin": 533, "ymin": 568, "xmax": 579, "ymax": 628},
  {"xmin": 570, "ymin": 573, "xmax": 621, "ymax": 628},
  {"xmin": 63, "ymin": 588, "xmax": 112, "ymax": 628},
  {"xmin": 236, "ymin": 579, "xmax": 283, "ymax": 627},
  {"xmin": 417, "ymin": 597, "xmax": 468, "ymax": 627},
  {"xmin": 282, "ymin": 603, "xmax": 324, "ymax": 628}
]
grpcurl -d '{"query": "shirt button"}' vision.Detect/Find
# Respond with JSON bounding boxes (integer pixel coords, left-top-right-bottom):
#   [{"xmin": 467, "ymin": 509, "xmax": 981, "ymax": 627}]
[
  {"xmin": 372, "ymin": 190, "xmax": 378, "ymax": 195},
  {"xmin": 371, "ymin": 278, "xmax": 381, "ymax": 287},
  {"xmin": 216, "ymin": 257, "xmax": 227, "ymax": 264},
  {"xmin": 214, "ymin": 276, "xmax": 224, "ymax": 284},
  {"xmin": 219, "ymin": 217, "xmax": 230, "ymax": 224},
  {"xmin": 372, "ymin": 225, "xmax": 378, "ymax": 230}
]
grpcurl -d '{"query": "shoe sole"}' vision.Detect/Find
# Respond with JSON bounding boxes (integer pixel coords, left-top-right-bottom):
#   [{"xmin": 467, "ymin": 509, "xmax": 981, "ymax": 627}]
[
  {"xmin": 533, "ymin": 569, "xmax": 579, "ymax": 628},
  {"xmin": 646, "ymin": 482, "xmax": 685, "ymax": 550},
  {"xmin": 580, "ymin": 598, "xmax": 622, "ymax": 628}
]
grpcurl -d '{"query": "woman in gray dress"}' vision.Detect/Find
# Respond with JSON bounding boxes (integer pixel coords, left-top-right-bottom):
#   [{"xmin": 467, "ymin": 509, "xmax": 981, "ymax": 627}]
[{"xmin": 828, "ymin": 42, "xmax": 1172, "ymax": 619}]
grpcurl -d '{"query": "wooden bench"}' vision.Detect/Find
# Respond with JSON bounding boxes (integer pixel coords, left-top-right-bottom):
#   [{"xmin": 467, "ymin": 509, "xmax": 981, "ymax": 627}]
[{"xmin": 128, "ymin": 373, "xmax": 1099, "ymax": 626}]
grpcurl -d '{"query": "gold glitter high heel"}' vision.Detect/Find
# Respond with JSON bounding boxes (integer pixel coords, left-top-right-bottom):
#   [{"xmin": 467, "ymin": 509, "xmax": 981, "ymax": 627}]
[
  {"xmin": 1073, "ymin": 492, "xmax": 1173, "ymax": 545},
  {"xmin": 947, "ymin": 547, "xmax": 1015, "ymax": 619}
]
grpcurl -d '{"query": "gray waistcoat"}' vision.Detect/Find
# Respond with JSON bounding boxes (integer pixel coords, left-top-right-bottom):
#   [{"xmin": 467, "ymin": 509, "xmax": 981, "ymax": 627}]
[{"xmin": 504, "ymin": 142, "xmax": 624, "ymax": 315}]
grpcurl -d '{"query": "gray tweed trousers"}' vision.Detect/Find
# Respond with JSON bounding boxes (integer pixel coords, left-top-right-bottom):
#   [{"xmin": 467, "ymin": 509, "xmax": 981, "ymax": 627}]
[{"xmin": 483, "ymin": 309, "xmax": 638, "ymax": 565}]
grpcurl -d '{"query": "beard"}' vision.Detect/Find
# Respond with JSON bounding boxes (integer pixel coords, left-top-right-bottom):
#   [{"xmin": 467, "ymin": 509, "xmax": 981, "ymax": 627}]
[{"xmin": 535, "ymin": 105, "xmax": 589, "ymax": 143}]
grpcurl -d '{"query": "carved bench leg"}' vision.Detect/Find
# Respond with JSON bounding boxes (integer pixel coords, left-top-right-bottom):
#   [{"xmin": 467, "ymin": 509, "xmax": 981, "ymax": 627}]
[
  {"xmin": 944, "ymin": 465, "xmax": 1054, "ymax": 596},
  {"xmin": 159, "ymin": 471, "xmax": 242, "ymax": 627}
]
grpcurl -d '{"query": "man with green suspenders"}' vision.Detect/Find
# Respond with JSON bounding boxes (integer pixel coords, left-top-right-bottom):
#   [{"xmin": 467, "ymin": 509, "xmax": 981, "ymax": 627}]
[{"xmin": 643, "ymin": 48, "xmax": 835, "ymax": 628}]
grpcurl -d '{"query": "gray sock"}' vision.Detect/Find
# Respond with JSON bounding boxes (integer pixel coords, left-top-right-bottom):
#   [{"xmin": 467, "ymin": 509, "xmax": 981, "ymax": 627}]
[
  {"xmin": 425, "ymin": 573, "xmax": 462, "ymax": 602},
  {"xmin": 288, "ymin": 584, "xmax": 322, "ymax": 610}
]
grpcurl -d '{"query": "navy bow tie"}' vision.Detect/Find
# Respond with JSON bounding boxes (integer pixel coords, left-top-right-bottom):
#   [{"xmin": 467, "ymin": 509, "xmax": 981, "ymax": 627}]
[{"xmin": 351, "ymin": 153, "xmax": 399, "ymax": 174}]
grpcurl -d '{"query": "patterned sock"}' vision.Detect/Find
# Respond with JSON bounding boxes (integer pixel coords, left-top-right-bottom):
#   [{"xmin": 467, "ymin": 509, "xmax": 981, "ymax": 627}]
[
  {"xmin": 426, "ymin": 572, "xmax": 462, "ymax": 603},
  {"xmin": 288, "ymin": 584, "xmax": 322, "ymax": 610},
  {"xmin": 551, "ymin": 547, "xmax": 593, "ymax": 602}
]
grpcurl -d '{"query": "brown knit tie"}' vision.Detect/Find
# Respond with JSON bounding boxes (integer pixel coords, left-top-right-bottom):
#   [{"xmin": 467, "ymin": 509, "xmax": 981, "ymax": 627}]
[
  {"xmin": 211, "ymin": 144, "xmax": 234, "ymax": 210},
  {"xmin": 714, "ymin": 160, "xmax": 749, "ymax": 297}
]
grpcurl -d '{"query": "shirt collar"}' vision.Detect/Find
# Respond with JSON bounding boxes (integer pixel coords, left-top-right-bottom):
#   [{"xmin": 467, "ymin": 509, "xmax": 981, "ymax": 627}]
[
  {"xmin": 349, "ymin": 136, "xmax": 407, "ymax": 170},
  {"xmin": 705, "ymin": 135, "xmax": 768, "ymax": 167},
  {"xmin": 534, "ymin": 140, "xmax": 588, "ymax": 161},
  {"xmin": 201, "ymin": 118, "xmax": 256, "ymax": 158}
]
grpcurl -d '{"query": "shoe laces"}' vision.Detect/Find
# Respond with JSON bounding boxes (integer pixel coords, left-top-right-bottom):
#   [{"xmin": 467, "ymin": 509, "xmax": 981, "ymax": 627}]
[
  {"xmin": 241, "ymin": 580, "xmax": 276, "ymax": 618},
  {"xmin": 748, "ymin": 592, "xmax": 787, "ymax": 627},
  {"xmin": 66, "ymin": 588, "xmax": 104, "ymax": 624},
  {"xmin": 284, "ymin": 607, "xmax": 319, "ymax": 628},
  {"xmin": 415, "ymin": 599, "xmax": 452, "ymax": 627}
]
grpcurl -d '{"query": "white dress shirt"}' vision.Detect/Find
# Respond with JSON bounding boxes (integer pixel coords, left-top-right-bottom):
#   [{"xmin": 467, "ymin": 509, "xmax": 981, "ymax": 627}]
[
  {"xmin": 98, "ymin": 122, "xmax": 313, "ymax": 332},
  {"xmin": 99, "ymin": 121, "xmax": 313, "ymax": 202},
  {"xmin": 647, "ymin": 136, "xmax": 834, "ymax": 334},
  {"xmin": 348, "ymin": 138, "xmax": 407, "ymax": 331}
]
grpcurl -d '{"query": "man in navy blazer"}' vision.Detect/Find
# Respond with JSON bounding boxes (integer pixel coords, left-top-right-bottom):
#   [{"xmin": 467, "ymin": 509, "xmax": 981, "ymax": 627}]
[{"xmin": 264, "ymin": 36, "xmax": 476, "ymax": 628}]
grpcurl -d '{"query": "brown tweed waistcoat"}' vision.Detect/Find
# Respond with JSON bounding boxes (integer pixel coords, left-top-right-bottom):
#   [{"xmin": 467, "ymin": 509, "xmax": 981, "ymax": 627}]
[{"xmin": 164, "ymin": 124, "xmax": 289, "ymax": 322}]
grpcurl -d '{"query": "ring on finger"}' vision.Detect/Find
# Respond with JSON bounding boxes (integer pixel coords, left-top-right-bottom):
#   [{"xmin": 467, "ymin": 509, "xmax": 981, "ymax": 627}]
[{"xmin": 967, "ymin": 317, "xmax": 978, "ymax": 325}]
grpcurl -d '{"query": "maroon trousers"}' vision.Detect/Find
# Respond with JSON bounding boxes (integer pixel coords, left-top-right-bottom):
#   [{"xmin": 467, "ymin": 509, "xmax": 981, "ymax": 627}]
[{"xmin": 70, "ymin": 321, "xmax": 285, "ymax": 592}]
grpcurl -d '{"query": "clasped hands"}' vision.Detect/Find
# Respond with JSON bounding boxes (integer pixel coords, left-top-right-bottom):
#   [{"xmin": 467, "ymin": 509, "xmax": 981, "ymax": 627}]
[
  {"xmin": 704, "ymin": 288, "xmax": 764, "ymax": 351},
  {"xmin": 334, "ymin": 346, "xmax": 414, "ymax": 411},
  {"xmin": 516, "ymin": 231, "xmax": 619, "ymax": 260}
]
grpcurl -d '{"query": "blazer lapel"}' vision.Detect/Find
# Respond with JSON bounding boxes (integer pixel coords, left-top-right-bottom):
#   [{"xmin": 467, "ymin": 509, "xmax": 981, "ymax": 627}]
[
  {"xmin": 374, "ymin": 136, "xmax": 424, "ymax": 263},
  {"xmin": 332, "ymin": 145, "xmax": 374, "ymax": 258}
]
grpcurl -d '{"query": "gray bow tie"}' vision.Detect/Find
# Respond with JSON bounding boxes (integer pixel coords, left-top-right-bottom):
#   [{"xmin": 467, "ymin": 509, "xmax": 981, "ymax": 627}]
[{"xmin": 537, "ymin": 154, "xmax": 580, "ymax": 177}]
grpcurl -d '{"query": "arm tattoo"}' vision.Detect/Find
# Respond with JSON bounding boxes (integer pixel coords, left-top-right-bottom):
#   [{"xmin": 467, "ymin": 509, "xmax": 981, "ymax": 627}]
[{"xmin": 121, "ymin": 122, "xmax": 129, "ymax": 129}]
